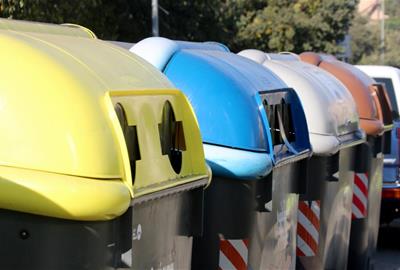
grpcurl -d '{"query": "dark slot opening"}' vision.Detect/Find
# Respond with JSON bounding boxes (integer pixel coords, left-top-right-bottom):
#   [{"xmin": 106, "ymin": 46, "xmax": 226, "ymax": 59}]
[
  {"xmin": 374, "ymin": 84, "xmax": 394, "ymax": 126},
  {"xmin": 115, "ymin": 103, "xmax": 141, "ymax": 181},
  {"xmin": 262, "ymin": 98, "xmax": 296, "ymax": 148},
  {"xmin": 326, "ymin": 153, "xmax": 339, "ymax": 182},
  {"xmin": 275, "ymin": 102, "xmax": 283, "ymax": 145},
  {"xmin": 264, "ymin": 100, "xmax": 276, "ymax": 145},
  {"xmin": 158, "ymin": 101, "xmax": 186, "ymax": 174},
  {"xmin": 374, "ymin": 78, "xmax": 399, "ymax": 119},
  {"xmin": 282, "ymin": 100, "xmax": 296, "ymax": 143}
]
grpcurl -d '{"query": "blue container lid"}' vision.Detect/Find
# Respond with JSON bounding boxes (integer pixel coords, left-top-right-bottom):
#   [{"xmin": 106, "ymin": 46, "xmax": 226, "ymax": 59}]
[{"xmin": 132, "ymin": 38, "xmax": 311, "ymax": 179}]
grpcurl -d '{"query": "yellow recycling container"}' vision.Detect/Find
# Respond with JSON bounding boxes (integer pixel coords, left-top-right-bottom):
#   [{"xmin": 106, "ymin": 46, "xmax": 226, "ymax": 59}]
[{"xmin": 0, "ymin": 19, "xmax": 209, "ymax": 270}]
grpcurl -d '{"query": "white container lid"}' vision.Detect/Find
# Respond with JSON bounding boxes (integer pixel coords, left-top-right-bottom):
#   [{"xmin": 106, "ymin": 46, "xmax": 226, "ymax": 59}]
[{"xmin": 239, "ymin": 49, "xmax": 363, "ymax": 155}]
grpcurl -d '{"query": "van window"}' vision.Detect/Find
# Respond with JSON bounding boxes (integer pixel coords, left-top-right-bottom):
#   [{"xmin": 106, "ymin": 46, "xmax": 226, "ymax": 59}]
[{"xmin": 374, "ymin": 77, "xmax": 399, "ymax": 119}]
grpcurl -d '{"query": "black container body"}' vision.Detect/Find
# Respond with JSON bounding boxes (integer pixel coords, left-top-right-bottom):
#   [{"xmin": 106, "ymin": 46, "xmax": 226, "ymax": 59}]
[
  {"xmin": 347, "ymin": 136, "xmax": 384, "ymax": 270},
  {"xmin": 0, "ymin": 209, "xmax": 126, "ymax": 270},
  {"xmin": 128, "ymin": 187, "xmax": 204, "ymax": 270},
  {"xmin": 192, "ymin": 159, "xmax": 307, "ymax": 270},
  {"xmin": 0, "ymin": 186, "xmax": 205, "ymax": 270}
]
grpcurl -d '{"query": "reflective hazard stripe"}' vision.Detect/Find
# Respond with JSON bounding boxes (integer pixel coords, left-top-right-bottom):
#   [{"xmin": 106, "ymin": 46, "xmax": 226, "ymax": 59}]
[
  {"xmin": 219, "ymin": 239, "xmax": 248, "ymax": 270},
  {"xmin": 352, "ymin": 173, "xmax": 368, "ymax": 219},
  {"xmin": 297, "ymin": 200, "xmax": 320, "ymax": 257}
]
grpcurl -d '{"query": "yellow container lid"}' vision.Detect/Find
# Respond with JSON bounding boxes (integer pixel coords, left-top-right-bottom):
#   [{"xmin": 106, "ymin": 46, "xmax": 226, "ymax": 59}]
[
  {"xmin": 0, "ymin": 20, "xmax": 209, "ymax": 221},
  {"xmin": 0, "ymin": 18, "xmax": 96, "ymax": 38}
]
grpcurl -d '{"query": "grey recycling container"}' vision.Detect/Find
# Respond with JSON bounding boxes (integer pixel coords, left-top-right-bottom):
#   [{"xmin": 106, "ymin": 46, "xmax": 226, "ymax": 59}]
[{"xmin": 240, "ymin": 50, "xmax": 365, "ymax": 270}]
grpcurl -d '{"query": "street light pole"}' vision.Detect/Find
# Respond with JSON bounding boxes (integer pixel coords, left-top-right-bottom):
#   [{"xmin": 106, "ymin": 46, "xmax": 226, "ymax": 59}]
[
  {"xmin": 152, "ymin": 0, "xmax": 159, "ymax": 37},
  {"xmin": 380, "ymin": 0, "xmax": 385, "ymax": 64}
]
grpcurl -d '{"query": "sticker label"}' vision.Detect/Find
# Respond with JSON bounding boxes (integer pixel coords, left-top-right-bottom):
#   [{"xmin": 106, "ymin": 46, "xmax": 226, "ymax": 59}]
[{"xmin": 132, "ymin": 224, "xmax": 142, "ymax": 241}]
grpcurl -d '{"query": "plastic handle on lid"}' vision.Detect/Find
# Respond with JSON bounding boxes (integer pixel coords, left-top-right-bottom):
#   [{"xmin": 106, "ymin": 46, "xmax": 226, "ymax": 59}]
[
  {"xmin": 370, "ymin": 86, "xmax": 384, "ymax": 122},
  {"xmin": 277, "ymin": 108, "xmax": 298, "ymax": 155}
]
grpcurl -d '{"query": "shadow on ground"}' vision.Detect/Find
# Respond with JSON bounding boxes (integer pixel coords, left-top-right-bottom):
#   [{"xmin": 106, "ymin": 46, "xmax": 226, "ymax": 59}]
[{"xmin": 370, "ymin": 219, "xmax": 400, "ymax": 269}]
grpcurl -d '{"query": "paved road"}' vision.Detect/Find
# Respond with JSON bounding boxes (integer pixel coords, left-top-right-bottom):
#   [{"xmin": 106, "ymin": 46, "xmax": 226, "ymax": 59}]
[{"xmin": 370, "ymin": 219, "xmax": 400, "ymax": 269}]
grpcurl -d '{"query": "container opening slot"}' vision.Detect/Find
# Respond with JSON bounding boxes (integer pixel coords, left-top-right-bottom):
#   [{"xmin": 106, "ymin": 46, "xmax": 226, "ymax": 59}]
[
  {"xmin": 373, "ymin": 78, "xmax": 399, "ymax": 119},
  {"xmin": 263, "ymin": 99, "xmax": 296, "ymax": 151},
  {"xmin": 374, "ymin": 83, "xmax": 394, "ymax": 126},
  {"xmin": 159, "ymin": 101, "xmax": 186, "ymax": 174},
  {"xmin": 115, "ymin": 103, "xmax": 141, "ymax": 182}
]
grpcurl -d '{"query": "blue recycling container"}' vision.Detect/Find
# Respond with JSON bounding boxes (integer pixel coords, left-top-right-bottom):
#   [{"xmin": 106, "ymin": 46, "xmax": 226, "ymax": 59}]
[{"xmin": 131, "ymin": 37, "xmax": 312, "ymax": 270}]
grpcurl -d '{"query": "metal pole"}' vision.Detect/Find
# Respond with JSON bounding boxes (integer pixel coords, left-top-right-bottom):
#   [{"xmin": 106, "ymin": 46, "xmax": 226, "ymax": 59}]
[
  {"xmin": 152, "ymin": 0, "xmax": 159, "ymax": 36},
  {"xmin": 380, "ymin": 0, "xmax": 385, "ymax": 64}
]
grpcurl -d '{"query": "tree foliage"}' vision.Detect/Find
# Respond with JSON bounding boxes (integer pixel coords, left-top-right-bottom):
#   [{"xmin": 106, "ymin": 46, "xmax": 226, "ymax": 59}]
[
  {"xmin": 386, "ymin": 0, "xmax": 400, "ymax": 32},
  {"xmin": 234, "ymin": 0, "xmax": 358, "ymax": 53},
  {"xmin": 0, "ymin": 0, "xmax": 151, "ymax": 40},
  {"xmin": 348, "ymin": 0, "xmax": 400, "ymax": 66},
  {"xmin": 356, "ymin": 29, "xmax": 400, "ymax": 67},
  {"xmin": 0, "ymin": 0, "xmax": 358, "ymax": 54},
  {"xmin": 349, "ymin": 14, "xmax": 379, "ymax": 63}
]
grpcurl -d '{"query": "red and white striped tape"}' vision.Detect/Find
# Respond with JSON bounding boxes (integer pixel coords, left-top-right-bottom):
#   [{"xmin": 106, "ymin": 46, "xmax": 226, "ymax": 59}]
[
  {"xmin": 352, "ymin": 172, "xmax": 368, "ymax": 219},
  {"xmin": 296, "ymin": 200, "xmax": 320, "ymax": 257},
  {"xmin": 219, "ymin": 239, "xmax": 249, "ymax": 270}
]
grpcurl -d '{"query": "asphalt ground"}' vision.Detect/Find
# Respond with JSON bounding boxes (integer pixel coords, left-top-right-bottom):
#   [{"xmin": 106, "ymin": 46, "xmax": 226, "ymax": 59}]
[{"xmin": 370, "ymin": 219, "xmax": 400, "ymax": 269}]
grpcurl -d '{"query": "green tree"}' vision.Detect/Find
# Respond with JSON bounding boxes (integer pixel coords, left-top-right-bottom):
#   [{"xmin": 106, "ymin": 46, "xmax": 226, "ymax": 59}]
[
  {"xmin": 348, "ymin": 14, "xmax": 379, "ymax": 63},
  {"xmin": 0, "ymin": 0, "xmax": 359, "ymax": 55},
  {"xmin": 233, "ymin": 0, "xmax": 358, "ymax": 53},
  {"xmin": 386, "ymin": 0, "xmax": 400, "ymax": 18},
  {"xmin": 0, "ymin": 0, "xmax": 151, "ymax": 40},
  {"xmin": 357, "ymin": 30, "xmax": 400, "ymax": 67},
  {"xmin": 381, "ymin": 31, "xmax": 400, "ymax": 67},
  {"xmin": 386, "ymin": 0, "xmax": 400, "ymax": 31},
  {"xmin": 349, "ymin": 0, "xmax": 400, "ymax": 66},
  {"xmin": 158, "ymin": 0, "xmax": 221, "ymax": 42}
]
